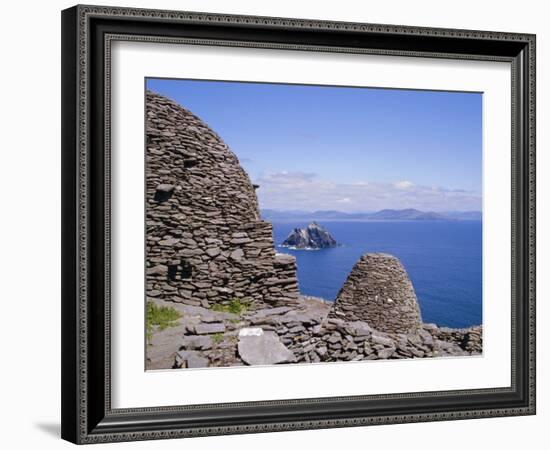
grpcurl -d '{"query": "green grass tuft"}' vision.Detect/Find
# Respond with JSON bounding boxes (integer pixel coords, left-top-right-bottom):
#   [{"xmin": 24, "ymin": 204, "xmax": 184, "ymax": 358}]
[
  {"xmin": 210, "ymin": 297, "xmax": 250, "ymax": 315},
  {"xmin": 211, "ymin": 333, "xmax": 224, "ymax": 344},
  {"xmin": 146, "ymin": 302, "xmax": 181, "ymax": 343}
]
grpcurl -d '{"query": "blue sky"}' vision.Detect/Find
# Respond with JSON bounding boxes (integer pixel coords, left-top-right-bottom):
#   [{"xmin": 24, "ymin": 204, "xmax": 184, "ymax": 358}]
[{"xmin": 146, "ymin": 78, "xmax": 482, "ymax": 212}]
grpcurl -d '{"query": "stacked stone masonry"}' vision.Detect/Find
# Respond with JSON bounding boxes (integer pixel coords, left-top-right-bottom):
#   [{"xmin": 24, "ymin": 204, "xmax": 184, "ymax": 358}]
[
  {"xmin": 146, "ymin": 296, "xmax": 482, "ymax": 370},
  {"xmin": 146, "ymin": 91, "xmax": 299, "ymax": 310},
  {"xmin": 328, "ymin": 253, "xmax": 423, "ymax": 334}
]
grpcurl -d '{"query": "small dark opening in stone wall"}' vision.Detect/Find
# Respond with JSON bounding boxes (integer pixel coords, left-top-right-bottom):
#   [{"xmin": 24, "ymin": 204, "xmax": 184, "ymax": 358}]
[
  {"xmin": 180, "ymin": 260, "xmax": 193, "ymax": 279},
  {"xmin": 167, "ymin": 264, "xmax": 178, "ymax": 281},
  {"xmin": 154, "ymin": 184, "xmax": 175, "ymax": 203},
  {"xmin": 183, "ymin": 159, "xmax": 199, "ymax": 168},
  {"xmin": 167, "ymin": 259, "xmax": 193, "ymax": 281}
]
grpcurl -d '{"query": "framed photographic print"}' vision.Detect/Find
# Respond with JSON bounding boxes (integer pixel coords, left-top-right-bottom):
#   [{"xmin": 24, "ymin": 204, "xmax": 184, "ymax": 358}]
[{"xmin": 61, "ymin": 4, "xmax": 536, "ymax": 444}]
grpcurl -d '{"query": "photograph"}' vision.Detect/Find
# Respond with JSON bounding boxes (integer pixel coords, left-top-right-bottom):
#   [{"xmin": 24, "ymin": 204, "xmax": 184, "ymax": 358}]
[
  {"xmin": 56, "ymin": 3, "xmax": 536, "ymax": 444},
  {"xmin": 144, "ymin": 79, "xmax": 483, "ymax": 370}
]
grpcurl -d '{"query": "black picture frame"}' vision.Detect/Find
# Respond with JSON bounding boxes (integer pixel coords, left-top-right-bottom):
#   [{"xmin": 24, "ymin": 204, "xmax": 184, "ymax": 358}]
[{"xmin": 61, "ymin": 4, "xmax": 536, "ymax": 444}]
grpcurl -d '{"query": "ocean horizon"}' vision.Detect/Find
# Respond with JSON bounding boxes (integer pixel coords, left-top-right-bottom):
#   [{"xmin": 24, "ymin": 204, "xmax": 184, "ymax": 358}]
[{"xmin": 271, "ymin": 220, "xmax": 482, "ymax": 329}]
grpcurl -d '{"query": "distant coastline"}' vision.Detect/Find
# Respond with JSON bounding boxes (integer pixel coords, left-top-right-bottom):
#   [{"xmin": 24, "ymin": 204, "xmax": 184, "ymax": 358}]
[{"xmin": 261, "ymin": 208, "xmax": 482, "ymax": 222}]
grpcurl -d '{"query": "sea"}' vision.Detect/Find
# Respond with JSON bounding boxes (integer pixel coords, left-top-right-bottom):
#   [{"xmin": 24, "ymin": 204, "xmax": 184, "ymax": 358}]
[{"xmin": 272, "ymin": 220, "xmax": 482, "ymax": 329}]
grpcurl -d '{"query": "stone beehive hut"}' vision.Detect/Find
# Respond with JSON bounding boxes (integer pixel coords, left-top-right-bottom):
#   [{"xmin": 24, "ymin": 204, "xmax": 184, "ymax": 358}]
[
  {"xmin": 328, "ymin": 253, "xmax": 422, "ymax": 334},
  {"xmin": 145, "ymin": 91, "xmax": 299, "ymax": 309}
]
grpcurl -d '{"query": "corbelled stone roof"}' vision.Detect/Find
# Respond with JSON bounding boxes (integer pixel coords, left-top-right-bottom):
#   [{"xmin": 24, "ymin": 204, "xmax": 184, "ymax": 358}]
[{"xmin": 328, "ymin": 253, "xmax": 422, "ymax": 334}]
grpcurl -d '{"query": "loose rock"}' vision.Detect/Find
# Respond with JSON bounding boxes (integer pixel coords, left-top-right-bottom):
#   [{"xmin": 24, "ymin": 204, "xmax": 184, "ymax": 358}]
[{"xmin": 237, "ymin": 328, "xmax": 296, "ymax": 365}]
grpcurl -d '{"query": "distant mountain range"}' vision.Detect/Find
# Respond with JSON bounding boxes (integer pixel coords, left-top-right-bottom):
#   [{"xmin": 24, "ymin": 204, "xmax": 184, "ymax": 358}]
[{"xmin": 261, "ymin": 208, "xmax": 482, "ymax": 222}]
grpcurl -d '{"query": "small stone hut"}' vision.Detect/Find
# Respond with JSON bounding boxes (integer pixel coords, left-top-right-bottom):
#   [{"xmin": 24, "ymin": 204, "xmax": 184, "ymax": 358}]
[
  {"xmin": 145, "ymin": 91, "xmax": 299, "ymax": 309},
  {"xmin": 328, "ymin": 253, "xmax": 422, "ymax": 334}
]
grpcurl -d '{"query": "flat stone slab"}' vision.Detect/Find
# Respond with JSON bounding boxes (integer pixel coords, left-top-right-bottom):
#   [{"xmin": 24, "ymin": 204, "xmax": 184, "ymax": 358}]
[
  {"xmin": 201, "ymin": 314, "xmax": 226, "ymax": 323},
  {"xmin": 274, "ymin": 253, "xmax": 296, "ymax": 265},
  {"xmin": 238, "ymin": 328, "xmax": 296, "ymax": 366},
  {"xmin": 229, "ymin": 248, "xmax": 244, "ymax": 261},
  {"xmin": 377, "ymin": 348, "xmax": 395, "ymax": 359},
  {"xmin": 187, "ymin": 354, "xmax": 209, "ymax": 368},
  {"xmin": 345, "ymin": 321, "xmax": 373, "ymax": 337},
  {"xmin": 239, "ymin": 327, "xmax": 264, "ymax": 336},
  {"xmin": 155, "ymin": 184, "xmax": 175, "ymax": 193},
  {"xmin": 194, "ymin": 323, "xmax": 226, "ymax": 334},
  {"xmin": 279, "ymin": 313, "xmax": 317, "ymax": 325},
  {"xmin": 251, "ymin": 306, "xmax": 293, "ymax": 318},
  {"xmin": 175, "ymin": 350, "xmax": 209, "ymax": 368},
  {"xmin": 175, "ymin": 350, "xmax": 194, "ymax": 367},
  {"xmin": 205, "ymin": 247, "xmax": 221, "ymax": 257},
  {"xmin": 146, "ymin": 321, "xmax": 188, "ymax": 370},
  {"xmin": 181, "ymin": 335, "xmax": 213, "ymax": 350},
  {"xmin": 371, "ymin": 333, "xmax": 395, "ymax": 347}
]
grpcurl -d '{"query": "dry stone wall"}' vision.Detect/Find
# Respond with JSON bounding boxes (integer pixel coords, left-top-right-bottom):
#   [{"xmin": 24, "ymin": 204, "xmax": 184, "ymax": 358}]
[
  {"xmin": 328, "ymin": 253, "xmax": 423, "ymax": 334},
  {"xmin": 146, "ymin": 91, "xmax": 299, "ymax": 310},
  {"xmin": 147, "ymin": 296, "xmax": 482, "ymax": 370}
]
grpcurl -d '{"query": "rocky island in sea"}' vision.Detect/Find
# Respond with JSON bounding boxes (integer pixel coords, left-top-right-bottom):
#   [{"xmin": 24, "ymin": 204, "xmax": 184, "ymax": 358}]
[{"xmin": 281, "ymin": 222, "xmax": 338, "ymax": 249}]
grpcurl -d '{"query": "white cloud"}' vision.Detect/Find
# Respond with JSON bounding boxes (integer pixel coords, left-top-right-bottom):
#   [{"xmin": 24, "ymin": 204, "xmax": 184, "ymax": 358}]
[
  {"xmin": 337, "ymin": 197, "xmax": 352, "ymax": 204},
  {"xmin": 254, "ymin": 171, "xmax": 481, "ymax": 212},
  {"xmin": 393, "ymin": 180, "xmax": 414, "ymax": 189}
]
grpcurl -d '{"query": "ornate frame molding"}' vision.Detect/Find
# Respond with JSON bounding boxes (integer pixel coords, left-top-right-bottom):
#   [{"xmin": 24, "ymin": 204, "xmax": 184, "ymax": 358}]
[{"xmin": 61, "ymin": 4, "xmax": 536, "ymax": 444}]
